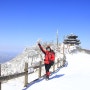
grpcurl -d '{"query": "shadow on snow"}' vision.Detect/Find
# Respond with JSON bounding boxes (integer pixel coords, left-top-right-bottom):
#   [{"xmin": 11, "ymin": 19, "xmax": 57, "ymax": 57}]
[
  {"xmin": 49, "ymin": 74, "xmax": 64, "ymax": 80},
  {"xmin": 22, "ymin": 67, "xmax": 65, "ymax": 90}
]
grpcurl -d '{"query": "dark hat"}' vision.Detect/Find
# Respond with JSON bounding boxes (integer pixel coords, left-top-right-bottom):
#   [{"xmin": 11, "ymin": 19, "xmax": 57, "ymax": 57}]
[{"xmin": 46, "ymin": 45, "xmax": 51, "ymax": 50}]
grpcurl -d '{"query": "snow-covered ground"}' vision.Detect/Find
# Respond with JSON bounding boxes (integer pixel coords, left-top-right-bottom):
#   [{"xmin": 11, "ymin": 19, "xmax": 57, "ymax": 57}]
[{"xmin": 2, "ymin": 52, "xmax": 90, "ymax": 90}]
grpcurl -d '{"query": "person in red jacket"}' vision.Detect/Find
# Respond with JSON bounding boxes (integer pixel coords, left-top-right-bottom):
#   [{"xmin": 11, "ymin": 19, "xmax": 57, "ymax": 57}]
[{"xmin": 38, "ymin": 43, "xmax": 55, "ymax": 79}]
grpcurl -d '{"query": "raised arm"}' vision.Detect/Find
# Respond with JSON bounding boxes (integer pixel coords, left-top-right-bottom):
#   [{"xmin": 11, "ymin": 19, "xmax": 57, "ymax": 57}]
[{"xmin": 38, "ymin": 43, "xmax": 46, "ymax": 54}]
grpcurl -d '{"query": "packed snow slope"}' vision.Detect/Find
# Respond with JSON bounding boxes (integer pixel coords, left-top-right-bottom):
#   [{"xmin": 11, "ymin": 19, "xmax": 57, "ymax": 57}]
[
  {"xmin": 24, "ymin": 52, "xmax": 90, "ymax": 90},
  {"xmin": 2, "ymin": 52, "xmax": 90, "ymax": 90}
]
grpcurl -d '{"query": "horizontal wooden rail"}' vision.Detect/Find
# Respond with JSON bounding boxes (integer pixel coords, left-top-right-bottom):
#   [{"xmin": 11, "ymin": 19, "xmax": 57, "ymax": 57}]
[
  {"xmin": 0, "ymin": 59, "xmax": 64, "ymax": 82},
  {"xmin": 0, "ymin": 72, "xmax": 25, "ymax": 82},
  {"xmin": 0, "ymin": 59, "xmax": 64, "ymax": 89}
]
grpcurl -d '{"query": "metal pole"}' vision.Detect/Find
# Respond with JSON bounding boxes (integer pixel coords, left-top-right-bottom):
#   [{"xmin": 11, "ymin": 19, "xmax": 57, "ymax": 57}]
[{"xmin": 56, "ymin": 30, "xmax": 59, "ymax": 47}]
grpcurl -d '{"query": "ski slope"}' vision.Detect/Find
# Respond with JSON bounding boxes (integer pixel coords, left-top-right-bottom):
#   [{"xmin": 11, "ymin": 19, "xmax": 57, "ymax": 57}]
[{"xmin": 2, "ymin": 52, "xmax": 90, "ymax": 90}]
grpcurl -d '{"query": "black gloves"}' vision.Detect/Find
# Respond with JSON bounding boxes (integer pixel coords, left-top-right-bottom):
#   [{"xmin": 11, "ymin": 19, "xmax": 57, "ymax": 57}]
[{"xmin": 38, "ymin": 43, "xmax": 41, "ymax": 46}]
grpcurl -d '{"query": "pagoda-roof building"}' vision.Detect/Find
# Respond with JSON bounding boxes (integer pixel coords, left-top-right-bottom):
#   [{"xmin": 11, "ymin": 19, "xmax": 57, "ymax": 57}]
[{"xmin": 63, "ymin": 34, "xmax": 81, "ymax": 45}]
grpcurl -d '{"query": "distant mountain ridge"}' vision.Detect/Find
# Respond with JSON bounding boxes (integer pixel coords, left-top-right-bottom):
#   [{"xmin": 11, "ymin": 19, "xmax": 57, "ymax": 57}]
[{"xmin": 0, "ymin": 51, "xmax": 19, "ymax": 63}]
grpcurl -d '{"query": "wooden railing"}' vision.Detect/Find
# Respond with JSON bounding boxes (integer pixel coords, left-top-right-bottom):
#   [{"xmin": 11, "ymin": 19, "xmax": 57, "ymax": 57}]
[{"xmin": 0, "ymin": 58, "xmax": 65, "ymax": 90}]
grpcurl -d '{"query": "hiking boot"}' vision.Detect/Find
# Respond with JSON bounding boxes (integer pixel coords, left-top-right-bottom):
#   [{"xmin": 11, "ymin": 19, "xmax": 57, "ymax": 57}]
[{"xmin": 46, "ymin": 75, "xmax": 49, "ymax": 80}]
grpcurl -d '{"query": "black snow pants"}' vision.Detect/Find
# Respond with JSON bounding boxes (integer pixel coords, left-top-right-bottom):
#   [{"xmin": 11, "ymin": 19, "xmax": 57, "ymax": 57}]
[
  {"xmin": 45, "ymin": 61, "xmax": 54, "ymax": 72},
  {"xmin": 45, "ymin": 63, "xmax": 52, "ymax": 73}
]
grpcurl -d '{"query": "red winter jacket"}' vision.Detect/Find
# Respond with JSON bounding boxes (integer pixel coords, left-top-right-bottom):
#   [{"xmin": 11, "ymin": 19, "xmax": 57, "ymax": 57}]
[{"xmin": 38, "ymin": 44, "xmax": 55, "ymax": 64}]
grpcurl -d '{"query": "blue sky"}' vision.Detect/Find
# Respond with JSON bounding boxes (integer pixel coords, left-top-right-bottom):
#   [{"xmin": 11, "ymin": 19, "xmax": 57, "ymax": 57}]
[{"xmin": 0, "ymin": 0, "xmax": 90, "ymax": 52}]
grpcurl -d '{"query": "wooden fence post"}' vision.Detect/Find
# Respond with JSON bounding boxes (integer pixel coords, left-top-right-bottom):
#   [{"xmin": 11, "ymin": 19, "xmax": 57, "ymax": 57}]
[
  {"xmin": 63, "ymin": 43, "xmax": 64, "ymax": 56},
  {"xmin": 53, "ymin": 63, "xmax": 55, "ymax": 72},
  {"xmin": 0, "ymin": 64, "xmax": 1, "ymax": 90},
  {"xmin": 62, "ymin": 59, "xmax": 64, "ymax": 67},
  {"xmin": 59, "ymin": 60, "xmax": 61, "ymax": 67},
  {"xmin": 57, "ymin": 59, "xmax": 59, "ymax": 68},
  {"xmin": 38, "ymin": 61, "xmax": 42, "ymax": 78},
  {"xmin": 24, "ymin": 62, "xmax": 28, "ymax": 87}
]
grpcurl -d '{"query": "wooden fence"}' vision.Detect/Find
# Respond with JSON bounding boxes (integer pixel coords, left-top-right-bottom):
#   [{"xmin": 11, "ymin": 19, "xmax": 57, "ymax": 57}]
[{"xmin": 0, "ymin": 59, "xmax": 65, "ymax": 90}]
